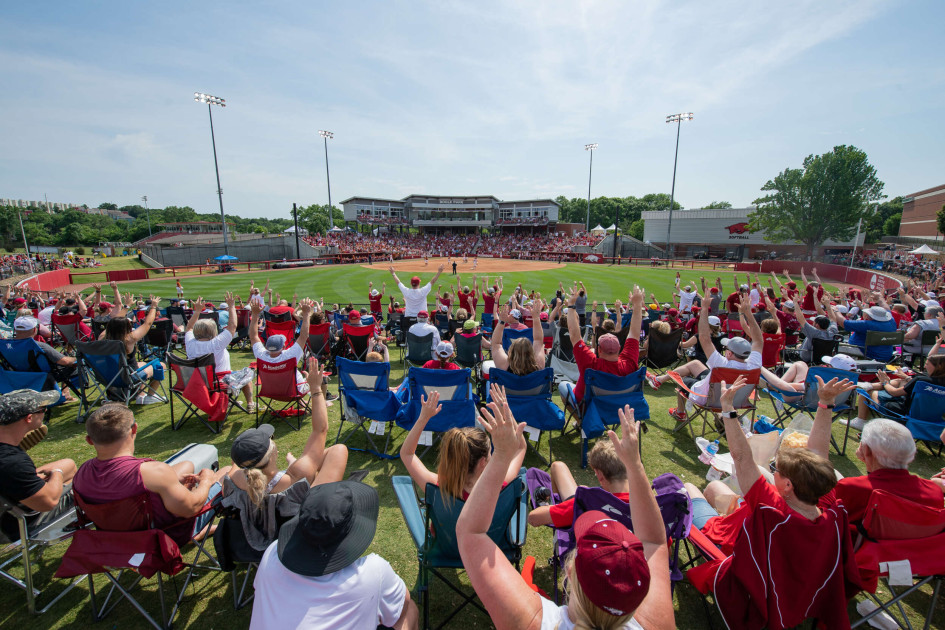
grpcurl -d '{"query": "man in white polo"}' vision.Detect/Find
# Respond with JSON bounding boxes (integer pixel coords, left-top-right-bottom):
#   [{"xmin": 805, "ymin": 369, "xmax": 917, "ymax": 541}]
[{"xmin": 388, "ymin": 265, "xmax": 444, "ymax": 318}]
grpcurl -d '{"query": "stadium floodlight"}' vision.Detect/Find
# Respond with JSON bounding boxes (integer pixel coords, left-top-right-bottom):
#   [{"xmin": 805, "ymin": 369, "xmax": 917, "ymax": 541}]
[
  {"xmin": 664, "ymin": 112, "xmax": 694, "ymax": 259},
  {"xmin": 193, "ymin": 92, "xmax": 229, "ymax": 255},
  {"xmin": 318, "ymin": 130, "xmax": 335, "ymax": 229},
  {"xmin": 141, "ymin": 195, "xmax": 151, "ymax": 237},
  {"xmin": 584, "ymin": 143, "xmax": 598, "ymax": 232}
]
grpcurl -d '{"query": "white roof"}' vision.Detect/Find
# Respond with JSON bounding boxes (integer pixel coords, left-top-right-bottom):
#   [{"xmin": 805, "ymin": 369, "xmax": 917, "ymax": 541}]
[
  {"xmin": 591, "ymin": 224, "xmax": 605, "ymax": 231},
  {"xmin": 909, "ymin": 244, "xmax": 938, "ymax": 254}
]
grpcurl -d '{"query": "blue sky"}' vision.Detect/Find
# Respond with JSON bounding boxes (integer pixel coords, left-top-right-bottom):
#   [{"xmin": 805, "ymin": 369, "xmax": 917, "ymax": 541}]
[{"xmin": 1, "ymin": 1, "xmax": 942, "ymax": 219}]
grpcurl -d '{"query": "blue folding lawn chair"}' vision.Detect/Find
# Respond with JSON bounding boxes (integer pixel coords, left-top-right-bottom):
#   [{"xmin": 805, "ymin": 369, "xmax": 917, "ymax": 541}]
[
  {"xmin": 501, "ymin": 327, "xmax": 533, "ymax": 352},
  {"xmin": 0, "ymin": 338, "xmax": 83, "ymax": 409},
  {"xmin": 487, "ymin": 367, "xmax": 564, "ymax": 466},
  {"xmin": 75, "ymin": 339, "xmax": 166, "ymax": 422},
  {"xmin": 574, "ymin": 367, "xmax": 649, "ymax": 468},
  {"xmin": 0, "ymin": 370, "xmax": 60, "ymax": 418},
  {"xmin": 335, "ymin": 357, "xmax": 401, "ymax": 458},
  {"xmin": 395, "ymin": 367, "xmax": 478, "ymax": 458},
  {"xmin": 763, "ymin": 365, "xmax": 859, "ymax": 455},
  {"xmin": 858, "ymin": 380, "xmax": 945, "ymax": 456}
]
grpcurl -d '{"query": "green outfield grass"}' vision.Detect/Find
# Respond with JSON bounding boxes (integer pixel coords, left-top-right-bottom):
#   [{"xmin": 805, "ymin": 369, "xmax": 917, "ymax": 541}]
[{"xmin": 105, "ymin": 262, "xmax": 836, "ymax": 305}]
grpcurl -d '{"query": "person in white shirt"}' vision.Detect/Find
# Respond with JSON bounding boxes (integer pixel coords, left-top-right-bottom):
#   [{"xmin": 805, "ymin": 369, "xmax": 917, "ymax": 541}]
[
  {"xmin": 249, "ymin": 298, "xmax": 313, "ymax": 394},
  {"xmin": 389, "ymin": 264, "xmax": 444, "ymax": 317},
  {"xmin": 249, "ymin": 480, "xmax": 418, "ymax": 630},
  {"xmin": 37, "ymin": 302, "xmax": 55, "ymax": 327},
  {"xmin": 184, "ymin": 292, "xmax": 254, "ymax": 412},
  {"xmin": 676, "ymin": 285, "xmax": 698, "ymax": 315},
  {"xmin": 647, "ymin": 298, "xmax": 763, "ymax": 421},
  {"xmin": 408, "ymin": 310, "xmax": 441, "ymax": 350}
]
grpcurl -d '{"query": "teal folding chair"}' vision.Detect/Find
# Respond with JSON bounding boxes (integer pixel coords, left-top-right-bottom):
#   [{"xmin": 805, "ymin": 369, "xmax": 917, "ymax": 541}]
[{"xmin": 392, "ymin": 469, "xmax": 527, "ymax": 630}]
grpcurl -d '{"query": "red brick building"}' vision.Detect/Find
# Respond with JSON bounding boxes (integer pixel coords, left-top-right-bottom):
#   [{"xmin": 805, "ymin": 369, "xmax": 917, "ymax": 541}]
[{"xmin": 899, "ymin": 184, "xmax": 945, "ymax": 239}]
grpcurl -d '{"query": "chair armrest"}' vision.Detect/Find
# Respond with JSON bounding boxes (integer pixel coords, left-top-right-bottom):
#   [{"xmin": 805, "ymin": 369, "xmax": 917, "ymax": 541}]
[
  {"xmin": 508, "ymin": 469, "xmax": 528, "ymax": 548},
  {"xmin": 392, "ymin": 476, "xmax": 425, "ymax": 550},
  {"xmin": 687, "ymin": 524, "xmax": 726, "ymax": 562}
]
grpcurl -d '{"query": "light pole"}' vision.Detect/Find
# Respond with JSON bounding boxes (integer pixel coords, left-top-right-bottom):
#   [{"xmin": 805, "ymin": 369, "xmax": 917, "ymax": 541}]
[
  {"xmin": 584, "ymin": 143, "xmax": 598, "ymax": 232},
  {"xmin": 194, "ymin": 92, "xmax": 229, "ymax": 256},
  {"xmin": 141, "ymin": 195, "xmax": 152, "ymax": 237},
  {"xmin": 664, "ymin": 112, "xmax": 693, "ymax": 259},
  {"xmin": 318, "ymin": 130, "xmax": 334, "ymax": 229},
  {"xmin": 17, "ymin": 208, "xmax": 33, "ymax": 273}
]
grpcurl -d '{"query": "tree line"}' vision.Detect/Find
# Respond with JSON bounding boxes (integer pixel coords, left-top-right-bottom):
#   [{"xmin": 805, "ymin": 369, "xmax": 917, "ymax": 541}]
[{"xmin": 0, "ymin": 203, "xmax": 293, "ymax": 250}]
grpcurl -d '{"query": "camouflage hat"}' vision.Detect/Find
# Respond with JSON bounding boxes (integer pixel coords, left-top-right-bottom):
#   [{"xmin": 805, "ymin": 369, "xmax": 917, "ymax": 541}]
[{"xmin": 0, "ymin": 389, "xmax": 60, "ymax": 425}]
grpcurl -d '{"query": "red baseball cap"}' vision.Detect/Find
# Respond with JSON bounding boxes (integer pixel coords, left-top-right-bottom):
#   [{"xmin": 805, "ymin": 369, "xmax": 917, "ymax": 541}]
[
  {"xmin": 709, "ymin": 287, "xmax": 719, "ymax": 294},
  {"xmin": 348, "ymin": 310, "xmax": 361, "ymax": 321},
  {"xmin": 12, "ymin": 297, "xmax": 26, "ymax": 305},
  {"xmin": 574, "ymin": 510, "xmax": 650, "ymax": 617},
  {"xmin": 597, "ymin": 333, "xmax": 620, "ymax": 355},
  {"xmin": 410, "ymin": 276, "xmax": 421, "ymax": 286},
  {"xmin": 668, "ymin": 308, "xmax": 678, "ymax": 316},
  {"xmin": 97, "ymin": 301, "xmax": 113, "ymax": 310},
  {"xmin": 417, "ymin": 310, "xmax": 429, "ymax": 319}
]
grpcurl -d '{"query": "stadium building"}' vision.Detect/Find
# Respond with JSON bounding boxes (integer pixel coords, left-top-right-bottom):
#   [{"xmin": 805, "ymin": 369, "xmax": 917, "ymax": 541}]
[
  {"xmin": 642, "ymin": 206, "xmax": 865, "ymax": 260},
  {"xmin": 340, "ymin": 194, "xmax": 559, "ymax": 234},
  {"xmin": 898, "ymin": 184, "xmax": 945, "ymax": 241}
]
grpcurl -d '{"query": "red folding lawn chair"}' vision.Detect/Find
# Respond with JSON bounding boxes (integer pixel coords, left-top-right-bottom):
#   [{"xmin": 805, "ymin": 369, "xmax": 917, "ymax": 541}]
[
  {"xmin": 255, "ymin": 358, "xmax": 310, "ymax": 431},
  {"xmin": 851, "ymin": 489, "xmax": 945, "ymax": 630},
  {"xmin": 669, "ymin": 367, "xmax": 760, "ymax": 438},
  {"xmin": 342, "ymin": 323, "xmax": 374, "ymax": 361},
  {"xmin": 168, "ymin": 352, "xmax": 246, "ymax": 434},
  {"xmin": 761, "ymin": 332, "xmax": 785, "ymax": 371},
  {"xmin": 262, "ymin": 319, "xmax": 296, "ymax": 349}
]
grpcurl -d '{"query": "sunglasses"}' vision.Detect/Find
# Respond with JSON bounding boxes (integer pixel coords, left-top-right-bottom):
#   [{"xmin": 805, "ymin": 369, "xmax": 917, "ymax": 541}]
[{"xmin": 769, "ymin": 462, "xmax": 779, "ymax": 474}]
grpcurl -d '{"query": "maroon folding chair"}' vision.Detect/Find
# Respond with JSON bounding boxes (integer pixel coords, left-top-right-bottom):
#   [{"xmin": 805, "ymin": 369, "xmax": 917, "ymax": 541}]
[
  {"xmin": 255, "ymin": 358, "xmax": 310, "ymax": 431},
  {"xmin": 55, "ymin": 490, "xmax": 216, "ymax": 630}
]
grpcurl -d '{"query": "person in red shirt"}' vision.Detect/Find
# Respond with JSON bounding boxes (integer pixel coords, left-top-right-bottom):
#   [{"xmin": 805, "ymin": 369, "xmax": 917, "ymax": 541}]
[
  {"xmin": 422, "ymin": 341, "xmax": 461, "ymax": 370},
  {"xmin": 686, "ymin": 376, "xmax": 859, "ymax": 555},
  {"xmin": 367, "ymin": 281, "xmax": 385, "ymax": 318},
  {"xmin": 726, "ymin": 285, "xmax": 749, "ymax": 313},
  {"xmin": 684, "ymin": 377, "xmax": 862, "ymax": 630},
  {"xmin": 480, "ymin": 277, "xmax": 503, "ymax": 330},
  {"xmin": 662, "ymin": 308, "xmax": 683, "ymax": 331},
  {"xmin": 455, "ymin": 275, "xmax": 475, "ymax": 316},
  {"xmin": 820, "ymin": 418, "xmax": 944, "ymax": 525},
  {"xmin": 526, "ymin": 439, "xmax": 629, "ymax": 528},
  {"xmin": 557, "ymin": 286, "xmax": 643, "ymax": 407}
]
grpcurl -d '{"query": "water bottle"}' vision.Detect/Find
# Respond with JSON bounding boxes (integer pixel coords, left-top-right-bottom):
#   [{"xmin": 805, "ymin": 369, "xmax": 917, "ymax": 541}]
[{"xmin": 699, "ymin": 439, "xmax": 720, "ymax": 464}]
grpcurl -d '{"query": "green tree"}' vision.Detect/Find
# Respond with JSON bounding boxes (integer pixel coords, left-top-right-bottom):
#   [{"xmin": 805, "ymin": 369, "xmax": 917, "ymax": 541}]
[
  {"xmin": 883, "ymin": 213, "xmax": 901, "ymax": 237},
  {"xmin": 628, "ymin": 219, "xmax": 645, "ymax": 240},
  {"xmin": 97, "ymin": 202, "xmax": 118, "ymax": 210},
  {"xmin": 702, "ymin": 201, "xmax": 732, "ymax": 209},
  {"xmin": 937, "ymin": 205, "xmax": 945, "ymax": 238},
  {"xmin": 864, "ymin": 196, "xmax": 903, "ymax": 244},
  {"xmin": 748, "ymin": 145, "xmax": 884, "ymax": 259},
  {"xmin": 297, "ymin": 204, "xmax": 333, "ymax": 235}
]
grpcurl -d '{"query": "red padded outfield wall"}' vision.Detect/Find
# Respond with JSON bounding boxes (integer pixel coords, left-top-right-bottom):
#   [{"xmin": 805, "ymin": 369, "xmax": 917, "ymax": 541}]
[
  {"xmin": 16, "ymin": 269, "xmax": 73, "ymax": 292},
  {"xmin": 735, "ymin": 261, "xmax": 902, "ymax": 293}
]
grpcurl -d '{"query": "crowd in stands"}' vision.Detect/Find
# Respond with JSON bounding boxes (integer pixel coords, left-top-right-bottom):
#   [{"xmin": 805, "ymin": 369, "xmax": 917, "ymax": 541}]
[
  {"xmin": 300, "ymin": 231, "xmax": 604, "ymax": 259},
  {"xmin": 6, "ymin": 263, "xmax": 945, "ymax": 630}
]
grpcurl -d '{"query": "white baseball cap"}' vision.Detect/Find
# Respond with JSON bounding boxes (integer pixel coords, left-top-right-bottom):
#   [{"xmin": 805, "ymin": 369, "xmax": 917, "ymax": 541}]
[
  {"xmin": 707, "ymin": 316, "xmax": 721, "ymax": 326},
  {"xmin": 822, "ymin": 354, "xmax": 858, "ymax": 372}
]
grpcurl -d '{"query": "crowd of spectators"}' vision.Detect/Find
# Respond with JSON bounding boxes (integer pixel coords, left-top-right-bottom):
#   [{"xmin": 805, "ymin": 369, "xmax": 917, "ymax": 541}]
[
  {"xmin": 300, "ymin": 231, "xmax": 604, "ymax": 259},
  {"xmin": 7, "ymin": 262, "xmax": 945, "ymax": 630}
]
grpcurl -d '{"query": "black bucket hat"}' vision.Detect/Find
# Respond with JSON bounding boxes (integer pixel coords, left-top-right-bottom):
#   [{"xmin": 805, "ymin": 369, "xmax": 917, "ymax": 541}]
[{"xmin": 277, "ymin": 481, "xmax": 379, "ymax": 577}]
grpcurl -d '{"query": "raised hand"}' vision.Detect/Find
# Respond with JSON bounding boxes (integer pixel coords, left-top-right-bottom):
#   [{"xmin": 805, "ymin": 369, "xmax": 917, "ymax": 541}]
[
  {"xmin": 719, "ymin": 375, "xmax": 749, "ymax": 410},
  {"xmin": 418, "ymin": 391, "xmax": 442, "ymax": 422},
  {"xmin": 305, "ymin": 358, "xmax": 323, "ymax": 393},
  {"xmin": 478, "ymin": 386, "xmax": 524, "ymax": 459},
  {"xmin": 607, "ymin": 405, "xmax": 642, "ymax": 466},
  {"xmin": 250, "ymin": 299, "xmax": 264, "ymax": 316},
  {"xmin": 149, "ymin": 295, "xmax": 161, "ymax": 308},
  {"xmin": 225, "ymin": 291, "xmax": 236, "ymax": 308}
]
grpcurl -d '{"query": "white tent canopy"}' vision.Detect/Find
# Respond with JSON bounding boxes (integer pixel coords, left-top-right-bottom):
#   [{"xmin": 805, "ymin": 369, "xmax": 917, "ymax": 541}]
[
  {"xmin": 283, "ymin": 225, "xmax": 308, "ymax": 235},
  {"xmin": 590, "ymin": 224, "xmax": 606, "ymax": 235},
  {"xmin": 909, "ymin": 245, "xmax": 939, "ymax": 255},
  {"xmin": 605, "ymin": 224, "xmax": 617, "ymax": 231}
]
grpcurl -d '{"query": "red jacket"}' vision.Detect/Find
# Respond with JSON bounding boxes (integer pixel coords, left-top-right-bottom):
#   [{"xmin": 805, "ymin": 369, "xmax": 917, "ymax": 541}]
[{"xmin": 689, "ymin": 478, "xmax": 862, "ymax": 630}]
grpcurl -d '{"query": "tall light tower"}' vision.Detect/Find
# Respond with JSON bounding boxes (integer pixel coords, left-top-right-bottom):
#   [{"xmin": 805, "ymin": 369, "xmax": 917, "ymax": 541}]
[
  {"xmin": 318, "ymin": 130, "xmax": 335, "ymax": 229},
  {"xmin": 584, "ymin": 143, "xmax": 598, "ymax": 232},
  {"xmin": 664, "ymin": 112, "xmax": 693, "ymax": 259},
  {"xmin": 141, "ymin": 195, "xmax": 152, "ymax": 237},
  {"xmin": 194, "ymin": 92, "xmax": 229, "ymax": 256}
]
